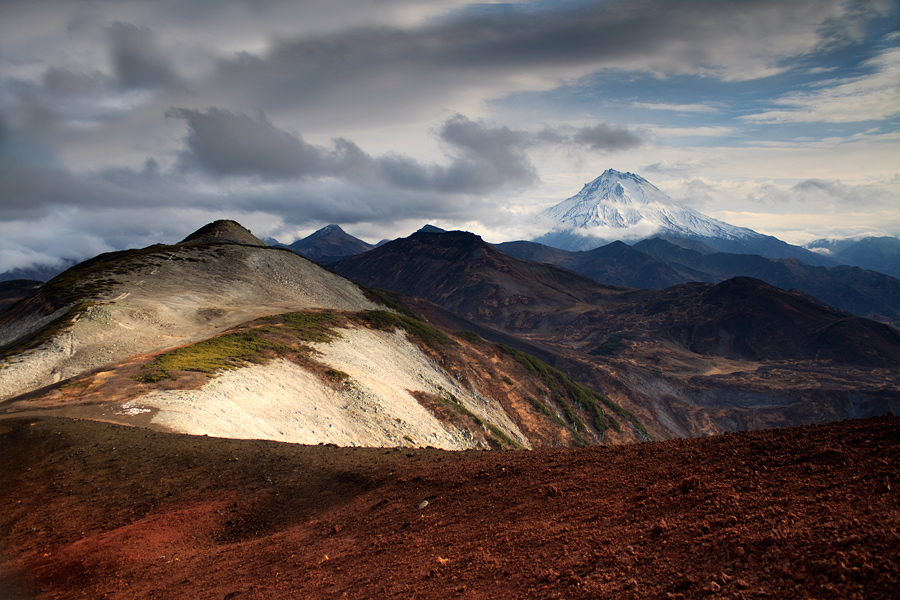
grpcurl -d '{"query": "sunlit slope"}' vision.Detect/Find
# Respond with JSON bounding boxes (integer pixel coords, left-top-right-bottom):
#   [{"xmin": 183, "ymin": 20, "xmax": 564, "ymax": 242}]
[{"xmin": 0, "ymin": 221, "xmax": 378, "ymax": 400}]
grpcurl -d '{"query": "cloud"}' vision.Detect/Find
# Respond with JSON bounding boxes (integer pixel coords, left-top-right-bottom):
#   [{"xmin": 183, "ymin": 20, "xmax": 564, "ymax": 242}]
[
  {"xmin": 789, "ymin": 178, "xmax": 899, "ymax": 207},
  {"xmin": 202, "ymin": 0, "xmax": 884, "ymax": 125},
  {"xmin": 165, "ymin": 108, "xmax": 327, "ymax": 179},
  {"xmin": 647, "ymin": 126, "xmax": 737, "ymax": 138},
  {"xmin": 167, "ymin": 107, "xmax": 641, "ymax": 193},
  {"xmin": 570, "ymin": 123, "xmax": 644, "ymax": 152},
  {"xmin": 631, "ymin": 102, "xmax": 719, "ymax": 113},
  {"xmin": 742, "ymin": 46, "xmax": 900, "ymax": 124},
  {"xmin": 0, "ymin": 67, "xmax": 153, "ymax": 132},
  {"xmin": 642, "ymin": 157, "xmax": 723, "ymax": 177},
  {"xmin": 166, "ymin": 108, "xmax": 541, "ymax": 193},
  {"xmin": 108, "ymin": 22, "xmax": 183, "ymax": 90}
]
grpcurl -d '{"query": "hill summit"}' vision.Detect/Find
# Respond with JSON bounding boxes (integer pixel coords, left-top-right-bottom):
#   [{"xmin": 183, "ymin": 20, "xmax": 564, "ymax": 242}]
[
  {"xmin": 286, "ymin": 224, "xmax": 374, "ymax": 262},
  {"xmin": 179, "ymin": 220, "xmax": 267, "ymax": 246}
]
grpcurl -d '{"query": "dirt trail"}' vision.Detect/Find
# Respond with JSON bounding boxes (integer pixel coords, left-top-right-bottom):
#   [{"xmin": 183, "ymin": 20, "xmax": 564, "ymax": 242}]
[{"xmin": 2, "ymin": 415, "xmax": 898, "ymax": 599}]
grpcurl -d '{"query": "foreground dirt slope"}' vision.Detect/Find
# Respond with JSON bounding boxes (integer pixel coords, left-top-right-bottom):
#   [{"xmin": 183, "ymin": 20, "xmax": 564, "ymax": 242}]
[{"xmin": 2, "ymin": 416, "xmax": 898, "ymax": 599}]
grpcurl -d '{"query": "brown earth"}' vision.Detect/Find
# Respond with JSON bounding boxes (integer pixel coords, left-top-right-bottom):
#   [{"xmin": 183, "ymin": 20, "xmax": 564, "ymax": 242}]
[{"xmin": 2, "ymin": 415, "xmax": 898, "ymax": 599}]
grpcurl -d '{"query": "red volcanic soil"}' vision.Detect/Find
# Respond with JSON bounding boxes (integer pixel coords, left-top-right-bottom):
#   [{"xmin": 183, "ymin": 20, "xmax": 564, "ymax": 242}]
[{"xmin": 2, "ymin": 415, "xmax": 899, "ymax": 600}]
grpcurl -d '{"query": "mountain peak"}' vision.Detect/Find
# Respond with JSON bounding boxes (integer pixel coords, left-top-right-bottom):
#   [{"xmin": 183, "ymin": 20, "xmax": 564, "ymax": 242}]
[
  {"xmin": 303, "ymin": 224, "xmax": 348, "ymax": 240},
  {"xmin": 536, "ymin": 169, "xmax": 758, "ymax": 251},
  {"xmin": 179, "ymin": 220, "xmax": 266, "ymax": 247},
  {"xmin": 286, "ymin": 224, "xmax": 373, "ymax": 262}
]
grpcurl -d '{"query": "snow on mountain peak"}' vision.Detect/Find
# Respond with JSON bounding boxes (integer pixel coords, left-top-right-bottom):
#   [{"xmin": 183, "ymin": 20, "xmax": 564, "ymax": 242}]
[{"xmin": 537, "ymin": 169, "xmax": 757, "ymax": 248}]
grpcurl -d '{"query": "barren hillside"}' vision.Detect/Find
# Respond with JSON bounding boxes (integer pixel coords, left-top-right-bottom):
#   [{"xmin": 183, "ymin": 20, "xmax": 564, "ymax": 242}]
[{"xmin": 0, "ymin": 223, "xmax": 378, "ymax": 401}]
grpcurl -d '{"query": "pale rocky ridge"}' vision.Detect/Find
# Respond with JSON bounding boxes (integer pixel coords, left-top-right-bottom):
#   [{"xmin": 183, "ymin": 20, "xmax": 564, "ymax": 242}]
[
  {"xmin": 0, "ymin": 240, "xmax": 378, "ymax": 401},
  {"xmin": 126, "ymin": 327, "xmax": 528, "ymax": 450}
]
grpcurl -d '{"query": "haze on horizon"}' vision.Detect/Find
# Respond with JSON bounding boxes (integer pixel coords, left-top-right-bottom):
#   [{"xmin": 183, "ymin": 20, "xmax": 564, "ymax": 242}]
[{"xmin": 1, "ymin": 0, "xmax": 898, "ymax": 273}]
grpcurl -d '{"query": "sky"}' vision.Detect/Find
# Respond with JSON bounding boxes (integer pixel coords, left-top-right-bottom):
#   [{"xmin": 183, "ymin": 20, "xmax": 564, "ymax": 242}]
[{"xmin": 1, "ymin": 0, "xmax": 898, "ymax": 272}]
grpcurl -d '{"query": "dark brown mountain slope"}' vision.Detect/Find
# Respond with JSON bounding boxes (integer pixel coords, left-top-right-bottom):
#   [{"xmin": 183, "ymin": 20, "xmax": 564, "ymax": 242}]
[
  {"xmin": 336, "ymin": 231, "xmax": 900, "ymax": 368},
  {"xmin": 333, "ymin": 230, "xmax": 900, "ymax": 439},
  {"xmin": 0, "ymin": 280, "xmax": 40, "ymax": 318},
  {"xmin": 497, "ymin": 237, "xmax": 900, "ymax": 326},
  {"xmin": 634, "ymin": 238, "xmax": 900, "ymax": 326},
  {"xmin": 2, "ymin": 415, "xmax": 898, "ymax": 600},
  {"xmin": 286, "ymin": 224, "xmax": 374, "ymax": 263},
  {"xmin": 334, "ymin": 230, "xmax": 624, "ymax": 332},
  {"xmin": 568, "ymin": 277, "xmax": 900, "ymax": 367},
  {"xmin": 497, "ymin": 239, "xmax": 688, "ymax": 289},
  {"xmin": 179, "ymin": 219, "xmax": 267, "ymax": 246}
]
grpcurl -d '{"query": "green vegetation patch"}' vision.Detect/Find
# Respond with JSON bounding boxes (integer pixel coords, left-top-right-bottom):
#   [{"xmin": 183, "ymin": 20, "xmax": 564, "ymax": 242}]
[
  {"xmin": 359, "ymin": 287, "xmax": 418, "ymax": 318},
  {"xmin": 325, "ymin": 368, "xmax": 350, "ymax": 382},
  {"xmin": 438, "ymin": 390, "xmax": 524, "ymax": 450},
  {"xmin": 499, "ymin": 344, "xmax": 649, "ymax": 439},
  {"xmin": 136, "ymin": 310, "xmax": 347, "ymax": 383},
  {"xmin": 455, "ymin": 330, "xmax": 481, "ymax": 343},
  {"xmin": 281, "ymin": 311, "xmax": 340, "ymax": 343},
  {"xmin": 527, "ymin": 397, "xmax": 566, "ymax": 427},
  {"xmin": 352, "ymin": 310, "xmax": 452, "ymax": 349},
  {"xmin": 139, "ymin": 332, "xmax": 286, "ymax": 382},
  {"xmin": 589, "ymin": 333, "xmax": 630, "ymax": 357}
]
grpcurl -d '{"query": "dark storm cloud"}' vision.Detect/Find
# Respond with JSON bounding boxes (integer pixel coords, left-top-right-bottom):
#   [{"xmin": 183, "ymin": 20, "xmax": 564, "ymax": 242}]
[
  {"xmin": 571, "ymin": 123, "xmax": 644, "ymax": 152},
  {"xmin": 167, "ymin": 108, "xmax": 643, "ymax": 193},
  {"xmin": 0, "ymin": 158, "xmax": 185, "ymax": 221},
  {"xmin": 108, "ymin": 22, "xmax": 182, "ymax": 90},
  {"xmin": 209, "ymin": 0, "xmax": 880, "ymax": 112},
  {"xmin": 165, "ymin": 107, "xmax": 542, "ymax": 193},
  {"xmin": 165, "ymin": 108, "xmax": 327, "ymax": 178}
]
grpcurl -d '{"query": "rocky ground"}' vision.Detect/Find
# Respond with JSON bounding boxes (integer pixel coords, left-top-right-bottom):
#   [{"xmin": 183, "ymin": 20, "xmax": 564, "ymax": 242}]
[{"xmin": 2, "ymin": 414, "xmax": 898, "ymax": 599}]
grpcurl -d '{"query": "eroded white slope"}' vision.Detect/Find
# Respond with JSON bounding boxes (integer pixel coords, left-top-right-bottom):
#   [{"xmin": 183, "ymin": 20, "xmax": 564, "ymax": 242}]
[
  {"xmin": 0, "ymin": 244, "xmax": 378, "ymax": 400},
  {"xmin": 124, "ymin": 327, "xmax": 530, "ymax": 450}
]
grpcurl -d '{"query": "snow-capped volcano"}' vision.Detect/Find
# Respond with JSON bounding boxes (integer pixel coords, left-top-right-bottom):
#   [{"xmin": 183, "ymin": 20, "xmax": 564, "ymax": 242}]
[
  {"xmin": 533, "ymin": 169, "xmax": 836, "ymax": 265},
  {"xmin": 536, "ymin": 169, "xmax": 756, "ymax": 250}
]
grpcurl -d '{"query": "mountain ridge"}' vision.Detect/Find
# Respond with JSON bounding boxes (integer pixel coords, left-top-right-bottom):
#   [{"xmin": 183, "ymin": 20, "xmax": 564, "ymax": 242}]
[{"xmin": 496, "ymin": 236, "xmax": 900, "ymax": 327}]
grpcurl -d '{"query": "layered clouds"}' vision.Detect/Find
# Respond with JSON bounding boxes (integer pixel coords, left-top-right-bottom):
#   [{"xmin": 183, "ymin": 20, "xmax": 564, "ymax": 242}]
[{"xmin": 1, "ymin": 0, "xmax": 898, "ymax": 271}]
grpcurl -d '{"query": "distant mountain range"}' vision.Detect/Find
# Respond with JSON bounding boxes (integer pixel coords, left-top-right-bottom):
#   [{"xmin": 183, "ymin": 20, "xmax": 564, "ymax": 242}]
[
  {"xmin": 279, "ymin": 220, "xmax": 900, "ymax": 327},
  {"xmin": 806, "ymin": 236, "xmax": 900, "ymax": 279},
  {"xmin": 0, "ymin": 259, "xmax": 78, "ymax": 284},
  {"xmin": 333, "ymin": 230, "xmax": 900, "ymax": 367},
  {"xmin": 497, "ymin": 236, "xmax": 900, "ymax": 327},
  {"xmin": 3, "ymin": 170, "xmax": 896, "ymax": 286}
]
